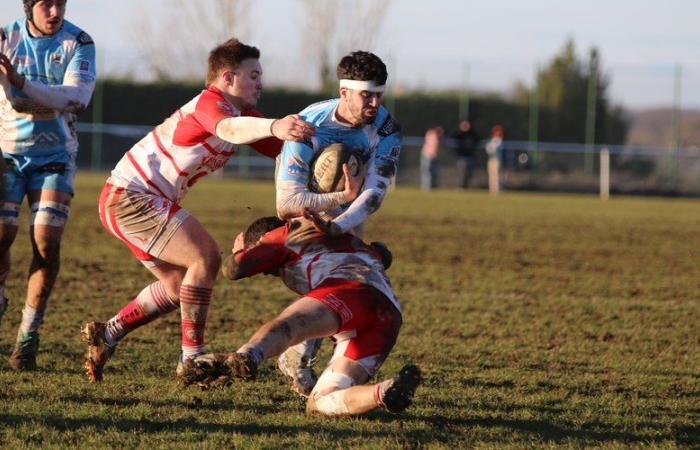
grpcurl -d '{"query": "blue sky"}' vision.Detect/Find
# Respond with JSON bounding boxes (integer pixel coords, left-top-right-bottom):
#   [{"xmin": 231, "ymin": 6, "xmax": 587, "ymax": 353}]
[{"xmin": 1, "ymin": 0, "xmax": 698, "ymax": 109}]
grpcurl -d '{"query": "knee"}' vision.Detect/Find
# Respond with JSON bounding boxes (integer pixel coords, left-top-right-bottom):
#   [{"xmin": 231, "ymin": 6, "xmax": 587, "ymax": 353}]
[
  {"xmin": 33, "ymin": 235, "xmax": 62, "ymax": 262},
  {"xmin": 161, "ymin": 278, "xmax": 182, "ymax": 302},
  {"xmin": 189, "ymin": 247, "xmax": 222, "ymax": 278},
  {"xmin": 306, "ymin": 371, "xmax": 356, "ymax": 416}
]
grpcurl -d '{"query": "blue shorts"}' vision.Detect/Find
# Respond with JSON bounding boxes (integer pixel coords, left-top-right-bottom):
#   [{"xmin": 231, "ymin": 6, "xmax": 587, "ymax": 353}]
[{"xmin": 2, "ymin": 152, "xmax": 77, "ymax": 203}]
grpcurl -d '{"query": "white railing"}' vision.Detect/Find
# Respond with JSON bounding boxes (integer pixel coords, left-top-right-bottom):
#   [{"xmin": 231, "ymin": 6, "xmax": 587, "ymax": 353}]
[{"xmin": 76, "ymin": 122, "xmax": 698, "ymax": 198}]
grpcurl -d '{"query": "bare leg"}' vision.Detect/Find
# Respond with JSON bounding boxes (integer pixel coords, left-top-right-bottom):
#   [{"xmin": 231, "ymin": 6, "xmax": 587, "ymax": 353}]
[
  {"xmin": 239, "ymin": 296, "xmax": 339, "ymax": 359},
  {"xmin": 0, "ymin": 204, "xmax": 19, "ymax": 318},
  {"xmin": 307, "ymin": 357, "xmax": 421, "ymax": 416},
  {"xmin": 24, "ymin": 190, "xmax": 71, "ymax": 311},
  {"xmin": 156, "ymin": 215, "xmax": 221, "ymax": 358}
]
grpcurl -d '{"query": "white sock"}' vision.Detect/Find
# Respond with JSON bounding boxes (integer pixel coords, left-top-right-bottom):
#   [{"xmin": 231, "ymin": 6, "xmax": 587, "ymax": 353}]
[
  {"xmin": 237, "ymin": 344, "xmax": 264, "ymax": 366},
  {"xmin": 19, "ymin": 304, "xmax": 45, "ymax": 333}
]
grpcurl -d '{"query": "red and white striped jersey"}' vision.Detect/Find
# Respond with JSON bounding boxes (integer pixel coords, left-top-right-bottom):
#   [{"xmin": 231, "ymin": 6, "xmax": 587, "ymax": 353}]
[
  {"xmin": 108, "ymin": 86, "xmax": 281, "ymax": 203},
  {"xmin": 232, "ymin": 219, "xmax": 401, "ymax": 313}
]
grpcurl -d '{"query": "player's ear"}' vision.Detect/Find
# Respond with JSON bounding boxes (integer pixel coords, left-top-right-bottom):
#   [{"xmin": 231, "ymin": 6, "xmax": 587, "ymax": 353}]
[
  {"xmin": 339, "ymin": 87, "xmax": 350, "ymax": 101},
  {"xmin": 222, "ymin": 70, "xmax": 235, "ymax": 86}
]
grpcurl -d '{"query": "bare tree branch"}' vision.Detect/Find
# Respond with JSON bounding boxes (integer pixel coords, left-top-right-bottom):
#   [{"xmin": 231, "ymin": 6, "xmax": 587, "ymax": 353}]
[
  {"xmin": 131, "ymin": 0, "xmax": 253, "ymax": 82},
  {"xmin": 299, "ymin": 0, "xmax": 394, "ymax": 91}
]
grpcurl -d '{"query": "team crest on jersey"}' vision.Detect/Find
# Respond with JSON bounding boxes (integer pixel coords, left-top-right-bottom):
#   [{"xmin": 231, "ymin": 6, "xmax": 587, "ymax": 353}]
[
  {"xmin": 79, "ymin": 60, "xmax": 90, "ymax": 72},
  {"xmin": 378, "ymin": 116, "xmax": 401, "ymax": 137},
  {"xmin": 51, "ymin": 54, "xmax": 64, "ymax": 65}
]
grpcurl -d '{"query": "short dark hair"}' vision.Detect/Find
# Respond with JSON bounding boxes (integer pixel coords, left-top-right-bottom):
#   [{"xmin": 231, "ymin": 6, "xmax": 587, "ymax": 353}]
[
  {"xmin": 337, "ymin": 51, "xmax": 387, "ymax": 85},
  {"xmin": 243, "ymin": 216, "xmax": 285, "ymax": 247},
  {"xmin": 207, "ymin": 38, "xmax": 260, "ymax": 85}
]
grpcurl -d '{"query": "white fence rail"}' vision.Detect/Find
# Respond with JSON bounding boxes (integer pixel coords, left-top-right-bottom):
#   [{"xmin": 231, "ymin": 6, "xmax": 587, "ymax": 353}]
[{"xmin": 75, "ymin": 123, "xmax": 700, "ymax": 197}]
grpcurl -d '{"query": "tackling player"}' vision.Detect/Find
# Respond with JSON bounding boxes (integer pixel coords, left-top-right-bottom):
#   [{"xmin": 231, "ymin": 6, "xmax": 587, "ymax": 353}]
[
  {"xmin": 0, "ymin": 0, "xmax": 96, "ymax": 370},
  {"xmin": 80, "ymin": 38, "xmax": 315, "ymax": 382},
  {"xmin": 182, "ymin": 215, "xmax": 421, "ymax": 417},
  {"xmin": 275, "ymin": 51, "xmax": 402, "ymax": 395}
]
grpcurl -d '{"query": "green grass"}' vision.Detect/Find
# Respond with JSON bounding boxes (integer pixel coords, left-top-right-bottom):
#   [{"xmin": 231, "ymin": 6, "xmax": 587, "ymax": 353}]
[{"xmin": 0, "ymin": 173, "xmax": 698, "ymax": 449}]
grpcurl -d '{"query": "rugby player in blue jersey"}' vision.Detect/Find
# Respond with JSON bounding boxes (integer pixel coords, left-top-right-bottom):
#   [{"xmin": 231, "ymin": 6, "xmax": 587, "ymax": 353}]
[
  {"xmin": 274, "ymin": 51, "xmax": 402, "ymax": 395},
  {"xmin": 0, "ymin": 0, "xmax": 95, "ymax": 370}
]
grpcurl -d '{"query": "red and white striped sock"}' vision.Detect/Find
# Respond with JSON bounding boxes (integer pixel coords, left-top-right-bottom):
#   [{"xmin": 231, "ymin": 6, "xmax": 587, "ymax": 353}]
[
  {"xmin": 374, "ymin": 379, "xmax": 394, "ymax": 408},
  {"xmin": 105, "ymin": 282, "xmax": 178, "ymax": 346},
  {"xmin": 180, "ymin": 284, "xmax": 212, "ymax": 359}
]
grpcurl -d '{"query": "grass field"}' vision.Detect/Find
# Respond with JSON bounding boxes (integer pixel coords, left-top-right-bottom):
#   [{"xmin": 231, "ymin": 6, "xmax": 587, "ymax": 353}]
[{"xmin": 0, "ymin": 173, "xmax": 698, "ymax": 448}]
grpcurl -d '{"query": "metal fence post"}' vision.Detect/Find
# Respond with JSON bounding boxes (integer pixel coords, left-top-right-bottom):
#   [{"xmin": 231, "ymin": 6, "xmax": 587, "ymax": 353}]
[{"xmin": 599, "ymin": 147, "xmax": 610, "ymax": 200}]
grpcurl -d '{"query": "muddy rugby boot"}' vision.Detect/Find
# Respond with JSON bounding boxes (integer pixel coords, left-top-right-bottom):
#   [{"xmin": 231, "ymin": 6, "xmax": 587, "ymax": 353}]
[{"xmin": 81, "ymin": 322, "xmax": 116, "ymax": 382}]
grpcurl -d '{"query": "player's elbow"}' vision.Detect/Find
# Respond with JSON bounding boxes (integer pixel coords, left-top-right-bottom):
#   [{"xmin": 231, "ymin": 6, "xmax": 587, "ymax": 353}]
[
  {"xmin": 365, "ymin": 191, "xmax": 384, "ymax": 214},
  {"xmin": 276, "ymin": 203, "xmax": 297, "ymax": 221},
  {"xmin": 276, "ymin": 194, "xmax": 304, "ymax": 220},
  {"xmin": 221, "ymin": 254, "xmax": 239, "ymax": 280},
  {"xmin": 62, "ymin": 100, "xmax": 87, "ymax": 114}
]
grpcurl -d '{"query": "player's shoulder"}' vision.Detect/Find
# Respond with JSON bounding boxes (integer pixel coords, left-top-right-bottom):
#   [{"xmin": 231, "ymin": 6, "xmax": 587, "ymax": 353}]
[
  {"xmin": 1, "ymin": 19, "xmax": 24, "ymax": 42},
  {"xmin": 374, "ymin": 107, "xmax": 401, "ymax": 138},
  {"xmin": 196, "ymin": 87, "xmax": 239, "ymax": 116},
  {"xmin": 299, "ymin": 99, "xmax": 339, "ymax": 124},
  {"xmin": 60, "ymin": 20, "xmax": 94, "ymax": 46}
]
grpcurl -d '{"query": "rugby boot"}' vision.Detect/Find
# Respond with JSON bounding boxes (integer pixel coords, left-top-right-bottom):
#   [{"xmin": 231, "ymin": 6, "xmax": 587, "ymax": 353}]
[
  {"xmin": 176, "ymin": 353, "xmax": 221, "ymax": 384},
  {"xmin": 277, "ymin": 340, "xmax": 321, "ymax": 397},
  {"xmin": 9, "ymin": 330, "xmax": 39, "ymax": 371},
  {"xmin": 81, "ymin": 322, "xmax": 116, "ymax": 382},
  {"xmin": 224, "ymin": 352, "xmax": 257, "ymax": 380},
  {"xmin": 178, "ymin": 352, "xmax": 251, "ymax": 388},
  {"xmin": 381, "ymin": 365, "xmax": 422, "ymax": 413}
]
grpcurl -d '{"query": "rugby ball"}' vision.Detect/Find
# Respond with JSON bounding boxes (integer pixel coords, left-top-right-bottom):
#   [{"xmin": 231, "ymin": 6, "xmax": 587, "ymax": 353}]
[{"xmin": 309, "ymin": 143, "xmax": 363, "ymax": 193}]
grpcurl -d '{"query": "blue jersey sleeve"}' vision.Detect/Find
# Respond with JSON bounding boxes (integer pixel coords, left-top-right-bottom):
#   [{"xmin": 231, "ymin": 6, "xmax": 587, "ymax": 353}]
[
  {"xmin": 332, "ymin": 121, "xmax": 402, "ymax": 234},
  {"xmin": 65, "ymin": 32, "xmax": 96, "ymax": 85}
]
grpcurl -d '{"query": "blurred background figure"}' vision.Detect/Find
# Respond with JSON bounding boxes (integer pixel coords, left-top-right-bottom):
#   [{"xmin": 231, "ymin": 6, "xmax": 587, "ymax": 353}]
[
  {"xmin": 420, "ymin": 125, "xmax": 444, "ymax": 191},
  {"xmin": 452, "ymin": 119, "xmax": 480, "ymax": 189},
  {"xmin": 486, "ymin": 125, "xmax": 504, "ymax": 195}
]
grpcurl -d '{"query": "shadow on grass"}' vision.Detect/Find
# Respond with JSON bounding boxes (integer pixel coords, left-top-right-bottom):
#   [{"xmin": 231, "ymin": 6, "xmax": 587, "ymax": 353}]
[
  {"xmin": 416, "ymin": 413, "xmax": 698, "ymax": 446},
  {"xmin": 57, "ymin": 394, "xmax": 283, "ymax": 414},
  {"xmin": 1, "ymin": 411, "xmax": 696, "ymax": 446},
  {"xmin": 0, "ymin": 412, "xmax": 449, "ymax": 443}
]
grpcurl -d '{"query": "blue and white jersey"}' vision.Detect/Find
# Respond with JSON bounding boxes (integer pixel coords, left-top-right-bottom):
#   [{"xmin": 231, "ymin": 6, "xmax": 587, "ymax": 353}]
[
  {"xmin": 276, "ymin": 99, "xmax": 402, "ymax": 235},
  {"xmin": 0, "ymin": 19, "xmax": 96, "ymax": 157}
]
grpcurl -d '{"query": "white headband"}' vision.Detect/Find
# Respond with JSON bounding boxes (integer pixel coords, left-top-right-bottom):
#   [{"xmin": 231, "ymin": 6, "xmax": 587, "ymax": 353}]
[{"xmin": 339, "ymin": 79, "xmax": 386, "ymax": 93}]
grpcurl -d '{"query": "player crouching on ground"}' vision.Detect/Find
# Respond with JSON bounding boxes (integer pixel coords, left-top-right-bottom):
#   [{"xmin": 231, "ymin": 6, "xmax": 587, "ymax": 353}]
[{"xmin": 180, "ymin": 215, "xmax": 421, "ymax": 416}]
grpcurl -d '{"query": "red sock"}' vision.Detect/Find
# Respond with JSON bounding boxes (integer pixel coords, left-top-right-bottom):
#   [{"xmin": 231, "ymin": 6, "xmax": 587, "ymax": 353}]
[
  {"xmin": 180, "ymin": 284, "xmax": 212, "ymax": 358},
  {"xmin": 105, "ymin": 282, "xmax": 178, "ymax": 345}
]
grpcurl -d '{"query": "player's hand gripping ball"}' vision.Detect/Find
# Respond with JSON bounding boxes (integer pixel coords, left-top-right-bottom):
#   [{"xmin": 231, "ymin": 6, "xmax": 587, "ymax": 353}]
[{"xmin": 309, "ymin": 143, "xmax": 363, "ymax": 193}]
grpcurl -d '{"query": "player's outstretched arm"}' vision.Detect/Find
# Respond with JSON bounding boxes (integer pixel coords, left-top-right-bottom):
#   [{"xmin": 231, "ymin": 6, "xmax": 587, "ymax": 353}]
[
  {"xmin": 271, "ymin": 114, "xmax": 316, "ymax": 142},
  {"xmin": 0, "ymin": 43, "xmax": 95, "ymax": 113},
  {"xmin": 216, "ymin": 114, "xmax": 315, "ymax": 145}
]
